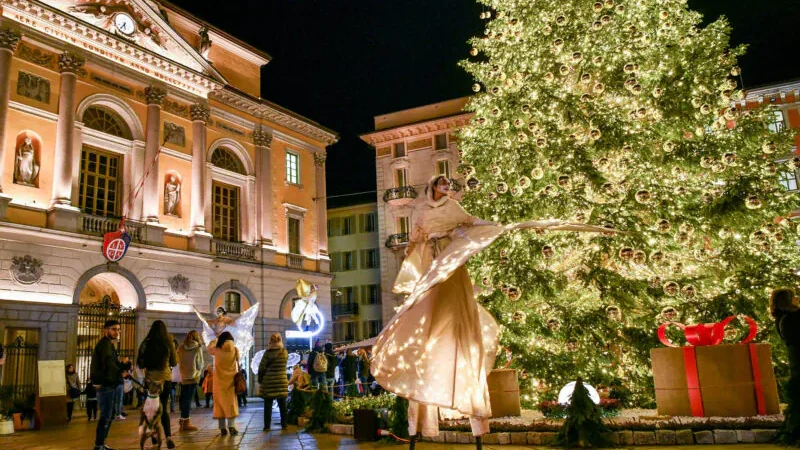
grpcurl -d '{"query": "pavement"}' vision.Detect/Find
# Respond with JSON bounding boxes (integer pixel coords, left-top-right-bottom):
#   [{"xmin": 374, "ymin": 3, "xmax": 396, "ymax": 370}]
[{"xmin": 0, "ymin": 400, "xmax": 786, "ymax": 449}]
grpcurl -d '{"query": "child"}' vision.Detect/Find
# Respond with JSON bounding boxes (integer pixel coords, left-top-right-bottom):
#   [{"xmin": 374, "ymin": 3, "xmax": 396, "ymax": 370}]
[{"xmin": 84, "ymin": 381, "xmax": 98, "ymax": 421}]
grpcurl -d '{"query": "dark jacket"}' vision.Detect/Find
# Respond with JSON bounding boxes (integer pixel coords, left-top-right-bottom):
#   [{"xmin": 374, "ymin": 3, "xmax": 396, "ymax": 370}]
[
  {"xmin": 84, "ymin": 382, "xmax": 97, "ymax": 400},
  {"xmin": 342, "ymin": 353, "xmax": 358, "ymax": 382},
  {"xmin": 258, "ymin": 345, "xmax": 289, "ymax": 398},
  {"xmin": 136, "ymin": 337, "xmax": 177, "ymax": 383},
  {"xmin": 90, "ymin": 336, "xmax": 122, "ymax": 388},
  {"xmin": 325, "ymin": 351, "xmax": 337, "ymax": 378},
  {"xmin": 358, "ymin": 354, "xmax": 370, "ymax": 379}
]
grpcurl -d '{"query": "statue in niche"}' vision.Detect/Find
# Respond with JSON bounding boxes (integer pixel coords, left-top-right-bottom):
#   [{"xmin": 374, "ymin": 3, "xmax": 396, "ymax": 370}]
[
  {"xmin": 198, "ymin": 25, "xmax": 212, "ymax": 58},
  {"xmin": 14, "ymin": 137, "xmax": 39, "ymax": 187},
  {"xmin": 164, "ymin": 173, "xmax": 181, "ymax": 216}
]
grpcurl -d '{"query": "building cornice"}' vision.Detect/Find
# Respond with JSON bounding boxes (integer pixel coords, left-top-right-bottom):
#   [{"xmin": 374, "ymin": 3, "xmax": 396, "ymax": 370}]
[
  {"xmin": 209, "ymin": 87, "xmax": 338, "ymax": 146},
  {"xmin": 360, "ymin": 112, "xmax": 472, "ymax": 146},
  {"xmin": 3, "ymin": 0, "xmax": 224, "ymax": 97},
  {"xmin": 744, "ymin": 79, "xmax": 800, "ymax": 102}
]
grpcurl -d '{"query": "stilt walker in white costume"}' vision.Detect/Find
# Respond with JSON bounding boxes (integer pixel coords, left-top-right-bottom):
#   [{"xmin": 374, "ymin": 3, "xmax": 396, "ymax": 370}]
[{"xmin": 371, "ymin": 175, "xmax": 613, "ymax": 450}]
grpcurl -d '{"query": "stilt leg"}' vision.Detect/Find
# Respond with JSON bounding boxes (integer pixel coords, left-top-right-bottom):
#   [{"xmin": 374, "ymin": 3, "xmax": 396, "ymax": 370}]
[
  {"xmin": 475, "ymin": 436, "xmax": 483, "ymax": 450},
  {"xmin": 409, "ymin": 433, "xmax": 420, "ymax": 450}
]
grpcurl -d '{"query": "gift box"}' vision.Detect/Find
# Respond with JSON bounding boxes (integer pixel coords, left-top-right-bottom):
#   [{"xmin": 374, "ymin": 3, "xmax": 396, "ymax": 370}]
[
  {"xmin": 488, "ymin": 368, "xmax": 521, "ymax": 417},
  {"xmin": 651, "ymin": 343, "xmax": 780, "ymax": 417}
]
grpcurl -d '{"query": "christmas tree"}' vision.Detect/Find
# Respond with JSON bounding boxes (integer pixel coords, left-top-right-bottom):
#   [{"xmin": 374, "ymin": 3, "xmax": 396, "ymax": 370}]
[{"xmin": 458, "ymin": 0, "xmax": 799, "ymax": 407}]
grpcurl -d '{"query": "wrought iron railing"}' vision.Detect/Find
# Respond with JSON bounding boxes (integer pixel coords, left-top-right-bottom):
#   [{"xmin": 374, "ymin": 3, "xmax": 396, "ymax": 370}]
[
  {"xmin": 385, "ymin": 233, "xmax": 409, "ymax": 248},
  {"xmin": 383, "ymin": 186, "xmax": 418, "ymax": 203},
  {"xmin": 332, "ymin": 303, "xmax": 359, "ymax": 317},
  {"xmin": 76, "ymin": 297, "xmax": 137, "ymax": 390},
  {"xmin": 287, "ymin": 254, "xmax": 304, "ymax": 269},
  {"xmin": 213, "ymin": 240, "xmax": 257, "ymax": 261},
  {"xmin": 79, "ymin": 214, "xmax": 145, "ymax": 242},
  {"xmin": 2, "ymin": 336, "xmax": 39, "ymax": 404}
]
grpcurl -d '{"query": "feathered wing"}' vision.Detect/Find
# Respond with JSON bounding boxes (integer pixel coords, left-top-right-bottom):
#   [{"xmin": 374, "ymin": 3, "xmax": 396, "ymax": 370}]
[
  {"xmin": 230, "ymin": 302, "xmax": 260, "ymax": 358},
  {"xmin": 193, "ymin": 307, "xmax": 217, "ymax": 346}
]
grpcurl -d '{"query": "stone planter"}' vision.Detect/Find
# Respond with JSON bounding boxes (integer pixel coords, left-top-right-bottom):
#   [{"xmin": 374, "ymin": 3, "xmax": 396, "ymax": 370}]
[{"xmin": 0, "ymin": 419, "xmax": 14, "ymax": 435}]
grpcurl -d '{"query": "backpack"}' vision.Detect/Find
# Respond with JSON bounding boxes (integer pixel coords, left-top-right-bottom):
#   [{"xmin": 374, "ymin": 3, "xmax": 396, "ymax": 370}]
[{"xmin": 312, "ymin": 352, "xmax": 328, "ymax": 373}]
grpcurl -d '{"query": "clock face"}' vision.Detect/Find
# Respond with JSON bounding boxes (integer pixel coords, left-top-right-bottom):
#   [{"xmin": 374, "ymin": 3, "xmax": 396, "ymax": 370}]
[{"xmin": 114, "ymin": 13, "xmax": 135, "ymax": 36}]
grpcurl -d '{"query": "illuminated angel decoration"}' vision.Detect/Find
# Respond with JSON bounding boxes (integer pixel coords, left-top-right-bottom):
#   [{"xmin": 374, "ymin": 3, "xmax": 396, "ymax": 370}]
[
  {"xmin": 290, "ymin": 279, "xmax": 324, "ymax": 332},
  {"xmin": 194, "ymin": 303, "xmax": 260, "ymax": 359},
  {"xmin": 371, "ymin": 175, "xmax": 616, "ymax": 441}
]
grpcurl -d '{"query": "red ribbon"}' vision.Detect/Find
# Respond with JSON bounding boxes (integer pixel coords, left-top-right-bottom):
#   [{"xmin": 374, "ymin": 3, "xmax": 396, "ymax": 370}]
[
  {"xmin": 748, "ymin": 343, "xmax": 766, "ymax": 416},
  {"xmin": 682, "ymin": 347, "xmax": 704, "ymax": 417},
  {"xmin": 657, "ymin": 315, "xmax": 757, "ymax": 347}
]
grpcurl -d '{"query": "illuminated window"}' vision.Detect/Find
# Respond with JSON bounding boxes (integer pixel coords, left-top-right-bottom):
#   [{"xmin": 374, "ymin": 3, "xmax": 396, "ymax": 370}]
[
  {"xmin": 286, "ymin": 151, "xmax": 300, "ymax": 184},
  {"xmin": 768, "ymin": 110, "xmax": 785, "ymax": 133},
  {"xmin": 82, "ymin": 106, "xmax": 132, "ymax": 139},
  {"xmin": 397, "ymin": 216, "xmax": 410, "ymax": 234},
  {"xmin": 436, "ymin": 160, "xmax": 451, "ymax": 178},
  {"xmin": 224, "ymin": 291, "xmax": 241, "ymax": 314},
  {"xmin": 779, "ymin": 170, "xmax": 799, "ymax": 191},
  {"xmin": 212, "ymin": 182, "xmax": 240, "ymax": 242},
  {"xmin": 394, "ymin": 168, "xmax": 407, "ymax": 188},
  {"xmin": 210, "ymin": 147, "xmax": 245, "ymax": 175},
  {"xmin": 79, "ymin": 147, "xmax": 121, "ymax": 217}
]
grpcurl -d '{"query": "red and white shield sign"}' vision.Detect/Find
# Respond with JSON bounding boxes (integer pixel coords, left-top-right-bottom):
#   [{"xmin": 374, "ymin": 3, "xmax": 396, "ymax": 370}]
[{"xmin": 104, "ymin": 238, "xmax": 127, "ymax": 261}]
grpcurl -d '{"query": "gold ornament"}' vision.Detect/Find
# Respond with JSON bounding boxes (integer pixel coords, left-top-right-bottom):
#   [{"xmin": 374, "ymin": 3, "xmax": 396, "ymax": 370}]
[
  {"xmin": 508, "ymin": 286, "xmax": 522, "ymax": 301},
  {"xmin": 472, "ymin": 83, "xmax": 481, "ymax": 92},
  {"xmin": 518, "ymin": 176, "xmax": 532, "ymax": 189},
  {"xmin": 731, "ymin": 66, "xmax": 741, "ymax": 76},
  {"xmin": 513, "ymin": 310, "xmax": 527, "ymax": 324},
  {"xmin": 662, "ymin": 141, "xmax": 675, "ymax": 153},
  {"xmin": 510, "ymin": 186, "xmax": 523, "ymax": 197},
  {"xmin": 555, "ymin": 15, "xmax": 568, "ymax": 25},
  {"xmin": 466, "ymin": 177, "xmax": 481, "ymax": 191},
  {"xmin": 650, "ymin": 250, "xmax": 665, "ymax": 264},
  {"xmin": 619, "ymin": 247, "xmax": 634, "ymax": 261},
  {"xmin": 661, "ymin": 306, "xmax": 679, "ymax": 321},
  {"xmin": 606, "ymin": 305, "xmax": 621, "ymax": 321},
  {"xmin": 469, "ymin": 48, "xmax": 478, "ymax": 56},
  {"xmin": 663, "ymin": 281, "xmax": 680, "ymax": 296},
  {"xmin": 557, "ymin": 174, "xmax": 571, "ymax": 188},
  {"xmin": 648, "ymin": 276, "xmax": 663, "ymax": 289},
  {"xmin": 635, "ymin": 190, "xmax": 651, "ymax": 204},
  {"xmin": 481, "ymin": 276, "xmax": 492, "ymax": 287},
  {"xmin": 592, "ymin": 2, "xmax": 603, "ymax": 12},
  {"xmin": 496, "ymin": 182, "xmax": 509, "ymax": 194},
  {"xmin": 531, "ymin": 167, "xmax": 545, "ymax": 180},
  {"xmin": 656, "ymin": 219, "xmax": 671, "ymax": 233},
  {"xmin": 632, "ymin": 250, "xmax": 647, "ymax": 265},
  {"xmin": 745, "ymin": 195, "xmax": 762, "ymax": 210},
  {"xmin": 547, "ymin": 318, "xmax": 561, "ymax": 331},
  {"xmin": 542, "ymin": 245, "xmax": 555, "ymax": 258}
]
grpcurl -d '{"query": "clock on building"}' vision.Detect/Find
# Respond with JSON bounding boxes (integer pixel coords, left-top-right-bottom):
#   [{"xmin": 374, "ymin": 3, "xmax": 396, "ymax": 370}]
[{"xmin": 114, "ymin": 13, "xmax": 136, "ymax": 36}]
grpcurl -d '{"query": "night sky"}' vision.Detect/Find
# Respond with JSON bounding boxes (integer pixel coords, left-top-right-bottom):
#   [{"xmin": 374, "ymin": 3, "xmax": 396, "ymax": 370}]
[{"xmin": 168, "ymin": 0, "xmax": 800, "ymax": 208}]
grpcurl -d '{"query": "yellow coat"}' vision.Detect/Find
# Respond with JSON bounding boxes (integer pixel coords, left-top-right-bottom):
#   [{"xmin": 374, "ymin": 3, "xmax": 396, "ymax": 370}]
[{"xmin": 207, "ymin": 340, "xmax": 240, "ymax": 419}]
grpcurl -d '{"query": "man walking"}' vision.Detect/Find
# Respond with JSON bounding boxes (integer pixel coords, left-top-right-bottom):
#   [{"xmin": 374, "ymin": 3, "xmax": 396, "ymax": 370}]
[{"xmin": 91, "ymin": 319, "xmax": 127, "ymax": 450}]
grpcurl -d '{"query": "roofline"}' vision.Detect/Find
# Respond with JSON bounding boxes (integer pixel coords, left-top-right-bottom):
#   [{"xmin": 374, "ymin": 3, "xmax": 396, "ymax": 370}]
[
  {"xmin": 158, "ymin": 0, "xmax": 273, "ymax": 64},
  {"xmin": 359, "ymin": 111, "xmax": 473, "ymax": 144},
  {"xmin": 374, "ymin": 96, "xmax": 470, "ymax": 119},
  {"xmin": 327, "ymin": 202, "xmax": 378, "ymax": 213}
]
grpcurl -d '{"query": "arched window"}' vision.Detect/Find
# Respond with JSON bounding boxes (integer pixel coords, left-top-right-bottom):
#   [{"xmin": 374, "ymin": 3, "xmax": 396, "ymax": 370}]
[
  {"xmin": 210, "ymin": 147, "xmax": 245, "ymax": 175},
  {"xmin": 82, "ymin": 106, "xmax": 133, "ymax": 140}
]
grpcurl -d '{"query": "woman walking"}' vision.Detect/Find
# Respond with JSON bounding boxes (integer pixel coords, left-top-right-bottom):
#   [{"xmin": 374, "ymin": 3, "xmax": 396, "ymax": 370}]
[
  {"xmin": 137, "ymin": 320, "xmax": 178, "ymax": 449},
  {"xmin": 207, "ymin": 331, "xmax": 239, "ymax": 436},
  {"xmin": 65, "ymin": 363, "xmax": 80, "ymax": 421},
  {"xmin": 258, "ymin": 333, "xmax": 289, "ymax": 431},
  {"xmin": 357, "ymin": 349, "xmax": 371, "ymax": 396},
  {"xmin": 177, "ymin": 330, "xmax": 204, "ymax": 432},
  {"xmin": 772, "ymin": 288, "xmax": 800, "ymax": 445}
]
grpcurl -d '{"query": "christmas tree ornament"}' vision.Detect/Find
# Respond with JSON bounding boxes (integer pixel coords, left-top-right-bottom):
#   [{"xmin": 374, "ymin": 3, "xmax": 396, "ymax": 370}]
[
  {"xmin": 513, "ymin": 311, "xmax": 527, "ymax": 324},
  {"xmin": 547, "ymin": 318, "xmax": 561, "ymax": 331},
  {"xmin": 619, "ymin": 247, "xmax": 634, "ymax": 261},
  {"xmin": 661, "ymin": 306, "xmax": 679, "ymax": 321},
  {"xmin": 679, "ymin": 223, "xmax": 695, "ymax": 235},
  {"xmin": 593, "ymin": 2, "xmax": 603, "ymax": 12},
  {"xmin": 472, "ymin": 83, "xmax": 481, "ymax": 92},
  {"xmin": 470, "ymin": 47, "xmax": 479, "ymax": 56},
  {"xmin": 466, "ymin": 176, "xmax": 481, "ymax": 191},
  {"xmin": 497, "ymin": 182, "xmax": 509, "ymax": 194},
  {"xmin": 490, "ymin": 164, "xmax": 502, "ymax": 176},
  {"xmin": 510, "ymin": 186, "xmax": 523, "ymax": 196},
  {"xmin": 663, "ymin": 281, "xmax": 680, "ymax": 296},
  {"xmin": 518, "ymin": 176, "xmax": 532, "ymax": 189},
  {"xmin": 507, "ymin": 286, "xmax": 522, "ymax": 301},
  {"xmin": 681, "ymin": 284, "xmax": 697, "ymax": 298},
  {"xmin": 649, "ymin": 276, "xmax": 663, "ymax": 289},
  {"xmin": 542, "ymin": 245, "xmax": 555, "ymax": 258},
  {"xmin": 656, "ymin": 219, "xmax": 672, "ymax": 233},
  {"xmin": 632, "ymin": 250, "xmax": 647, "ymax": 265},
  {"xmin": 557, "ymin": 175, "xmax": 572, "ymax": 188},
  {"xmin": 745, "ymin": 195, "xmax": 762, "ymax": 210},
  {"xmin": 635, "ymin": 190, "xmax": 651, "ymax": 204},
  {"xmin": 606, "ymin": 305, "xmax": 621, "ymax": 321}
]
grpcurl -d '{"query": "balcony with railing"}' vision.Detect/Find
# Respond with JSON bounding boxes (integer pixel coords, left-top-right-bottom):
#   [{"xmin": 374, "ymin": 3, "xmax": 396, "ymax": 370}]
[
  {"xmin": 79, "ymin": 214, "xmax": 145, "ymax": 242},
  {"xmin": 212, "ymin": 240, "xmax": 257, "ymax": 261},
  {"xmin": 383, "ymin": 186, "xmax": 417, "ymax": 206},
  {"xmin": 332, "ymin": 302, "xmax": 359, "ymax": 317},
  {"xmin": 385, "ymin": 232, "xmax": 409, "ymax": 249}
]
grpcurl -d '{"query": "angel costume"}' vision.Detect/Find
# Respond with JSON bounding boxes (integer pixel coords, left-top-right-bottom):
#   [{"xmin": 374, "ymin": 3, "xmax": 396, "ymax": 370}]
[
  {"xmin": 195, "ymin": 304, "xmax": 260, "ymax": 360},
  {"xmin": 372, "ymin": 188, "xmax": 612, "ymax": 438}
]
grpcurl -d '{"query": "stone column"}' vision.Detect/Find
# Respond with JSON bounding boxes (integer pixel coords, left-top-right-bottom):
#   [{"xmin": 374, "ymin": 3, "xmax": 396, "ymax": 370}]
[
  {"xmin": 314, "ymin": 152, "xmax": 329, "ymax": 272},
  {"xmin": 253, "ymin": 128, "xmax": 274, "ymax": 246},
  {"xmin": 189, "ymin": 103, "xmax": 212, "ymax": 252},
  {"xmin": 47, "ymin": 53, "xmax": 84, "ymax": 231},
  {"xmin": 142, "ymin": 86, "xmax": 166, "ymax": 223},
  {"xmin": 51, "ymin": 52, "xmax": 84, "ymax": 206},
  {"xmin": 140, "ymin": 86, "xmax": 167, "ymax": 245},
  {"xmin": 0, "ymin": 29, "xmax": 21, "ymax": 196}
]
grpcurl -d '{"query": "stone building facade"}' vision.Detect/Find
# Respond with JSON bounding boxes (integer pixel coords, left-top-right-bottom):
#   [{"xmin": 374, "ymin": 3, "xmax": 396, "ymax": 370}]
[
  {"xmin": 0, "ymin": 0, "xmax": 336, "ymax": 391},
  {"xmin": 360, "ymin": 98, "xmax": 471, "ymax": 324}
]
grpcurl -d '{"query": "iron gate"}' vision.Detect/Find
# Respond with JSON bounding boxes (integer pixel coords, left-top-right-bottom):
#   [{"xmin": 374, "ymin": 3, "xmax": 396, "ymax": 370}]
[
  {"xmin": 76, "ymin": 296, "xmax": 137, "ymax": 385},
  {"xmin": 1, "ymin": 335, "xmax": 39, "ymax": 403}
]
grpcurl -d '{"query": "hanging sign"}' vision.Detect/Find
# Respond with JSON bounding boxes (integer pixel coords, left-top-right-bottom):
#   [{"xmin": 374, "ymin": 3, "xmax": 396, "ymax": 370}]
[{"xmin": 103, "ymin": 227, "xmax": 132, "ymax": 262}]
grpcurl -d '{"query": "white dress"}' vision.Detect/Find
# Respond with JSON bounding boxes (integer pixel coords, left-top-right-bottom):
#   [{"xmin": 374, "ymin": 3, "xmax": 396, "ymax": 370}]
[{"xmin": 371, "ymin": 195, "xmax": 501, "ymax": 437}]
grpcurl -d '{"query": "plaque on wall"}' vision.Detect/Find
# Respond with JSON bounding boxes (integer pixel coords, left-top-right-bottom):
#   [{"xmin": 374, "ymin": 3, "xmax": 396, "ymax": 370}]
[
  {"xmin": 38, "ymin": 360, "xmax": 67, "ymax": 397},
  {"xmin": 16, "ymin": 71, "xmax": 50, "ymax": 103},
  {"xmin": 164, "ymin": 122, "xmax": 185, "ymax": 147}
]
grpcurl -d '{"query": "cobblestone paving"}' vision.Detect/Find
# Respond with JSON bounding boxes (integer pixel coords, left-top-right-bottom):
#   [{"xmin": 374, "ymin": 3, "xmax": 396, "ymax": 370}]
[{"xmin": 0, "ymin": 401, "xmax": 784, "ymax": 450}]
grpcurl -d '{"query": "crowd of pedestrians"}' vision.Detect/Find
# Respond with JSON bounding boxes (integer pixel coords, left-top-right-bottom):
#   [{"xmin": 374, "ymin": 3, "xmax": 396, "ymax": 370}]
[{"xmin": 66, "ymin": 317, "xmax": 375, "ymax": 450}]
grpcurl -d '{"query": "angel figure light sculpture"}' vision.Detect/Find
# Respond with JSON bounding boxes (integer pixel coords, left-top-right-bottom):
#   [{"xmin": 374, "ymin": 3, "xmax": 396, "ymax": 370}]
[{"xmin": 195, "ymin": 303, "xmax": 260, "ymax": 360}]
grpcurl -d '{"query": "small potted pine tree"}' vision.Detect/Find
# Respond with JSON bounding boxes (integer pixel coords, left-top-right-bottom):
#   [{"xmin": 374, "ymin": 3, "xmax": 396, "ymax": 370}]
[{"xmin": 556, "ymin": 378, "xmax": 610, "ymax": 448}]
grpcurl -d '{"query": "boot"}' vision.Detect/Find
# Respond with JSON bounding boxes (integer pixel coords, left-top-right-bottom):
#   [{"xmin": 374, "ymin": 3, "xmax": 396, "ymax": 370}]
[
  {"xmin": 182, "ymin": 418, "xmax": 198, "ymax": 432},
  {"xmin": 178, "ymin": 418, "xmax": 185, "ymax": 431},
  {"xmin": 409, "ymin": 433, "xmax": 420, "ymax": 450},
  {"xmin": 475, "ymin": 436, "xmax": 483, "ymax": 450}
]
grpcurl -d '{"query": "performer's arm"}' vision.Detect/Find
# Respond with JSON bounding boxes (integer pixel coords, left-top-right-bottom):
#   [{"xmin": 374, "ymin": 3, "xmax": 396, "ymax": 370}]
[{"xmin": 404, "ymin": 217, "xmax": 425, "ymax": 256}]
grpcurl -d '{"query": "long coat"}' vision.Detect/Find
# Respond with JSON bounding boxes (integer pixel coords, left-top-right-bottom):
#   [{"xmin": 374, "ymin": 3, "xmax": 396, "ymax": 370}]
[
  {"xmin": 258, "ymin": 345, "xmax": 288, "ymax": 398},
  {"xmin": 207, "ymin": 340, "xmax": 239, "ymax": 419}
]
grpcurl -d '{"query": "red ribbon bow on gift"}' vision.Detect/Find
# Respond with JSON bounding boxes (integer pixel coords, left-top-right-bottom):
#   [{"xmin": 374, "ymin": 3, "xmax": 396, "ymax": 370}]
[{"xmin": 657, "ymin": 315, "xmax": 758, "ymax": 347}]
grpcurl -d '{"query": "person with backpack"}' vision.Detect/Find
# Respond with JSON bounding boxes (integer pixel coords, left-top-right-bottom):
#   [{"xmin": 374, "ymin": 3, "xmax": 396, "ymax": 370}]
[
  {"xmin": 324, "ymin": 343, "xmax": 338, "ymax": 396},
  {"xmin": 308, "ymin": 341, "xmax": 327, "ymax": 390}
]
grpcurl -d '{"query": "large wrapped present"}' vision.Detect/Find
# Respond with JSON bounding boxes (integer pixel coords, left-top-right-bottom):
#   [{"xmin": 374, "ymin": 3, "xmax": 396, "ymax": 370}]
[
  {"xmin": 651, "ymin": 316, "xmax": 780, "ymax": 417},
  {"xmin": 488, "ymin": 368, "xmax": 521, "ymax": 418}
]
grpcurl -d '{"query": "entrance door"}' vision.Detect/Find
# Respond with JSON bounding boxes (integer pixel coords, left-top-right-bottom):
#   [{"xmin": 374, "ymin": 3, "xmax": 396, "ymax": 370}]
[{"xmin": 76, "ymin": 296, "xmax": 137, "ymax": 385}]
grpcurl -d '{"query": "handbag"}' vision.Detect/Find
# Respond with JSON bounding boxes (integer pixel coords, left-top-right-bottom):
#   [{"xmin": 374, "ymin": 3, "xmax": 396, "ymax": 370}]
[
  {"xmin": 234, "ymin": 361, "xmax": 247, "ymax": 395},
  {"xmin": 69, "ymin": 387, "xmax": 81, "ymax": 399}
]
